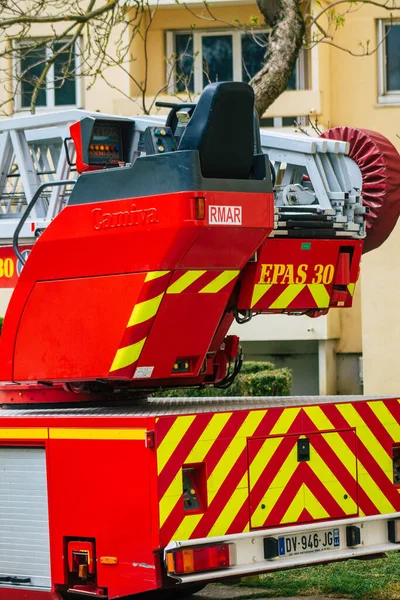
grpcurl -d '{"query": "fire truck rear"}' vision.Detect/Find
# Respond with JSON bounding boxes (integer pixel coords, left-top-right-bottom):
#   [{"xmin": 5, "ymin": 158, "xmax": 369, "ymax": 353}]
[{"xmin": 0, "ymin": 81, "xmax": 399, "ymax": 599}]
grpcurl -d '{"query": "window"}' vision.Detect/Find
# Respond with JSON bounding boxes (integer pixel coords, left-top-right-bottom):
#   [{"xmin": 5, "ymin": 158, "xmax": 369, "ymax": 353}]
[
  {"xmin": 15, "ymin": 40, "xmax": 81, "ymax": 110},
  {"xmin": 167, "ymin": 30, "xmax": 307, "ymax": 94},
  {"xmin": 378, "ymin": 20, "xmax": 400, "ymax": 104},
  {"xmin": 259, "ymin": 116, "xmax": 307, "ymax": 128}
]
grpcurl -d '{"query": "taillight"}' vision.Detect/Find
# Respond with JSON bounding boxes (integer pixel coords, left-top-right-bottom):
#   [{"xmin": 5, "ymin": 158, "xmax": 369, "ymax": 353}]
[{"xmin": 166, "ymin": 543, "xmax": 234, "ymax": 575}]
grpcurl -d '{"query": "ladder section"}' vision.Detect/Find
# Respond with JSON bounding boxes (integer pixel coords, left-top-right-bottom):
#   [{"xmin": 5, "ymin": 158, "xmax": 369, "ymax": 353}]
[
  {"xmin": 0, "ymin": 110, "xmax": 366, "ymax": 247},
  {"xmin": 0, "ymin": 110, "xmax": 134, "ymax": 246},
  {"xmin": 260, "ymin": 130, "xmax": 366, "ymax": 239}
]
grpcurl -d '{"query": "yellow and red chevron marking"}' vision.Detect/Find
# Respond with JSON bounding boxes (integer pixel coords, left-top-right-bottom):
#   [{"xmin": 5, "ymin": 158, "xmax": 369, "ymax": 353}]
[
  {"xmin": 109, "ymin": 269, "xmax": 240, "ymax": 376},
  {"xmin": 109, "ymin": 270, "xmax": 171, "ymax": 376},
  {"xmin": 165, "ymin": 269, "xmax": 240, "ymax": 295},
  {"xmin": 156, "ymin": 398, "xmax": 400, "ymax": 546},
  {"xmin": 250, "ymin": 282, "xmax": 331, "ymax": 310},
  {"xmin": 248, "ymin": 429, "xmax": 357, "ymax": 528},
  {"xmin": 347, "ymin": 283, "xmax": 356, "ymax": 296}
]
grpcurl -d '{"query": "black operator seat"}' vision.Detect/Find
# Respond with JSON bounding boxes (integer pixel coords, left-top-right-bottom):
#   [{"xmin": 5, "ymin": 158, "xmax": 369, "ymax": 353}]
[
  {"xmin": 178, "ymin": 81, "xmax": 255, "ymax": 180},
  {"xmin": 67, "ymin": 81, "xmax": 272, "ymax": 209}
]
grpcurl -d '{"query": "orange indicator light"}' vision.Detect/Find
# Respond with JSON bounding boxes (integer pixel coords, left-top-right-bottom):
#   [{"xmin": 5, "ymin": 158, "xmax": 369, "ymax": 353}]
[
  {"xmin": 166, "ymin": 553, "xmax": 175, "ymax": 573},
  {"xmin": 195, "ymin": 197, "xmax": 205, "ymax": 220},
  {"xmin": 181, "ymin": 549, "xmax": 194, "ymax": 573},
  {"xmin": 100, "ymin": 556, "xmax": 118, "ymax": 565}
]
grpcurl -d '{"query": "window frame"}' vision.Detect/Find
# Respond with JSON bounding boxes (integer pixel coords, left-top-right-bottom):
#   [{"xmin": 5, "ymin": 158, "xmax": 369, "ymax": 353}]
[
  {"xmin": 377, "ymin": 18, "xmax": 400, "ymax": 105},
  {"xmin": 166, "ymin": 28, "xmax": 307, "ymax": 95},
  {"xmin": 13, "ymin": 38, "xmax": 82, "ymax": 112}
]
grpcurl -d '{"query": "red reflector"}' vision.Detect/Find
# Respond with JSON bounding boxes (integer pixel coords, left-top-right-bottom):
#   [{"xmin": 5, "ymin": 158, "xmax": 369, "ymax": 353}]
[
  {"xmin": 170, "ymin": 543, "xmax": 232, "ymax": 575},
  {"xmin": 335, "ymin": 252, "xmax": 351, "ymax": 285},
  {"xmin": 331, "ymin": 288, "xmax": 349, "ymax": 305},
  {"xmin": 145, "ymin": 430, "xmax": 155, "ymax": 449}
]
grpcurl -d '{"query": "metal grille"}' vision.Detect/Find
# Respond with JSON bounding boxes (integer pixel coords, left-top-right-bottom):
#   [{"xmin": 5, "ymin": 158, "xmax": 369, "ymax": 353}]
[
  {"xmin": 0, "ymin": 139, "xmax": 70, "ymax": 218},
  {"xmin": 0, "ymin": 394, "xmax": 389, "ymax": 419},
  {"xmin": 0, "ymin": 447, "xmax": 51, "ymax": 589}
]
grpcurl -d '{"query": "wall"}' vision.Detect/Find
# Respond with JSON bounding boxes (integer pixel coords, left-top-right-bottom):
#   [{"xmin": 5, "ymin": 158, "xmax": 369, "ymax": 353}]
[
  {"xmin": 336, "ymin": 283, "xmax": 362, "ymax": 354},
  {"xmin": 329, "ymin": 7, "xmax": 400, "ymax": 146},
  {"xmin": 113, "ymin": 1, "xmax": 323, "ymax": 118},
  {"xmin": 241, "ymin": 340, "xmax": 320, "ymax": 395},
  {"xmin": 328, "ymin": 7, "xmax": 400, "ymax": 394},
  {"xmin": 83, "ymin": 22, "xmax": 132, "ymax": 114},
  {"xmin": 362, "ymin": 223, "xmax": 400, "ymax": 394}
]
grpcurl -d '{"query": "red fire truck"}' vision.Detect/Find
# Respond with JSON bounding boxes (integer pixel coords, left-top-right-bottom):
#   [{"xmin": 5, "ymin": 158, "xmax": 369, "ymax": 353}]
[{"xmin": 0, "ymin": 81, "xmax": 399, "ymax": 599}]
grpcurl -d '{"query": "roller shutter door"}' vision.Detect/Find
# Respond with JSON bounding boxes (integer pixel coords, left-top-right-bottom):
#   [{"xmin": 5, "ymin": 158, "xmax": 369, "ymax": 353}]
[{"xmin": 0, "ymin": 447, "xmax": 51, "ymax": 588}]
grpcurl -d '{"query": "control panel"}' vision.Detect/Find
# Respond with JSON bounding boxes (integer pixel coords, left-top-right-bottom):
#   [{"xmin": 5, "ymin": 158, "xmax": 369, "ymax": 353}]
[
  {"xmin": 70, "ymin": 116, "xmax": 135, "ymax": 174},
  {"xmin": 144, "ymin": 126, "xmax": 177, "ymax": 155},
  {"xmin": 88, "ymin": 121, "xmax": 123, "ymax": 167}
]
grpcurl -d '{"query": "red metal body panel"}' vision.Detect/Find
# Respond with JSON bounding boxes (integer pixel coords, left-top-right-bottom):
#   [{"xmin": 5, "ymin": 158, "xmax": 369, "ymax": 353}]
[
  {"xmin": 47, "ymin": 436, "xmax": 158, "ymax": 596},
  {"xmin": 247, "ymin": 430, "xmax": 358, "ymax": 528},
  {"xmin": 0, "ymin": 190, "xmax": 273, "ymax": 387},
  {"xmin": 0, "ymin": 591, "xmax": 60, "ymax": 600},
  {"xmin": 155, "ymin": 398, "xmax": 400, "ymax": 546},
  {"xmin": 0, "ymin": 411, "xmax": 159, "ymax": 599},
  {"xmin": 14, "ymin": 273, "xmax": 146, "ymax": 381},
  {"xmin": 238, "ymin": 238, "xmax": 362, "ymax": 313},
  {"xmin": 0, "ymin": 384, "xmax": 105, "ymax": 405},
  {"xmin": 70, "ymin": 121, "xmax": 89, "ymax": 173},
  {"xmin": 135, "ymin": 281, "xmax": 235, "ymax": 380},
  {"xmin": 178, "ymin": 227, "xmax": 267, "ymax": 269},
  {"xmin": 0, "ymin": 396, "xmax": 399, "ymax": 598}
]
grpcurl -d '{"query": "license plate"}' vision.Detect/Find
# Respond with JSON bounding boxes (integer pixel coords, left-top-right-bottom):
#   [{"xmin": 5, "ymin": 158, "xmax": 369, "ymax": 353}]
[{"xmin": 278, "ymin": 528, "xmax": 340, "ymax": 557}]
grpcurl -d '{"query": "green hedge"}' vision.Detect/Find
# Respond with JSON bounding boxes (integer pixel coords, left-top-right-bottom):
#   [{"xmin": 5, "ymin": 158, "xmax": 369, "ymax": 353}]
[{"xmin": 155, "ymin": 361, "xmax": 292, "ymax": 398}]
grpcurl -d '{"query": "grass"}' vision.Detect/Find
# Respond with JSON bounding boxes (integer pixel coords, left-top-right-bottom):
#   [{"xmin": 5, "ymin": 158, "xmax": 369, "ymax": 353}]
[{"xmin": 237, "ymin": 552, "xmax": 400, "ymax": 599}]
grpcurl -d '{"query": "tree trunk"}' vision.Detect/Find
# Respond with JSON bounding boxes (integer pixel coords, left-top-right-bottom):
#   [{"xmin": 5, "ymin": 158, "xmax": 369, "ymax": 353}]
[{"xmin": 251, "ymin": 0, "xmax": 305, "ymax": 117}]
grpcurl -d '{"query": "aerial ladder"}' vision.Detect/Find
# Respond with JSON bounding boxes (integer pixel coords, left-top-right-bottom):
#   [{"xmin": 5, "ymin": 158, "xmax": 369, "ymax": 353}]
[{"xmin": 0, "ymin": 82, "xmax": 399, "ymax": 599}]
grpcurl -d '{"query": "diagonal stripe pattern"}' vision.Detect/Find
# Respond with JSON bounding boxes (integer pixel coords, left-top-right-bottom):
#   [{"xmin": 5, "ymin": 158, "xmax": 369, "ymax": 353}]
[
  {"xmin": 250, "ymin": 282, "xmax": 332, "ymax": 310},
  {"xmin": 109, "ymin": 271, "xmax": 171, "ymax": 374},
  {"xmin": 109, "ymin": 269, "xmax": 240, "ymax": 375},
  {"xmin": 157, "ymin": 398, "xmax": 400, "ymax": 546}
]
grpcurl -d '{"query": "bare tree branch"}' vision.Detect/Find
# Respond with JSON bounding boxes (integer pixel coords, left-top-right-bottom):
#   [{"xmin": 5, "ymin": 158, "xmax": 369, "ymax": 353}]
[
  {"xmin": 310, "ymin": 0, "xmax": 400, "ymax": 28},
  {"xmin": 0, "ymin": 0, "xmax": 119, "ymax": 28}
]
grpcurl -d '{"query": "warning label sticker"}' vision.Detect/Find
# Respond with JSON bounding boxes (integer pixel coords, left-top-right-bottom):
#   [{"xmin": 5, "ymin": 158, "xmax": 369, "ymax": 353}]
[{"xmin": 133, "ymin": 366, "xmax": 154, "ymax": 379}]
